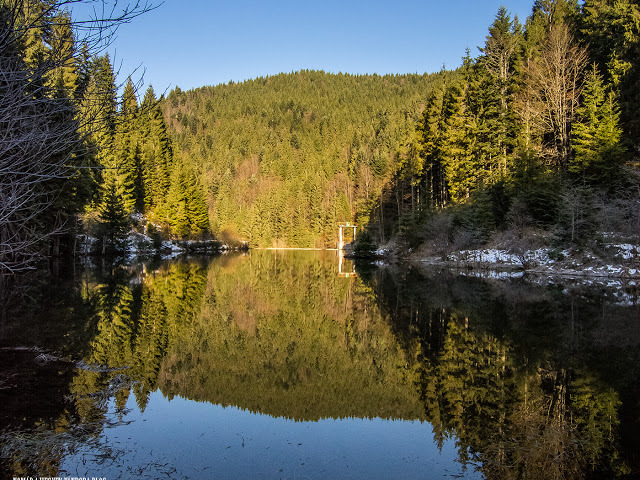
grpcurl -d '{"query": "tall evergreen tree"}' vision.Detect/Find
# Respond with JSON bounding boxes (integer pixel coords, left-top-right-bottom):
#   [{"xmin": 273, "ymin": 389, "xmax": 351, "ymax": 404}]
[
  {"xmin": 478, "ymin": 7, "xmax": 522, "ymax": 177},
  {"xmin": 440, "ymin": 81, "xmax": 477, "ymax": 203},
  {"xmin": 532, "ymin": 0, "xmax": 581, "ymax": 28},
  {"xmin": 166, "ymin": 162, "xmax": 209, "ymax": 238},
  {"xmin": 417, "ymin": 81, "xmax": 448, "ymax": 206},
  {"xmin": 114, "ymin": 77, "xmax": 141, "ymax": 213},
  {"xmin": 78, "ymin": 54, "xmax": 117, "ymax": 204},
  {"xmin": 580, "ymin": 0, "xmax": 640, "ymax": 147},
  {"xmin": 571, "ymin": 64, "xmax": 624, "ymax": 182},
  {"xmin": 139, "ymin": 85, "xmax": 172, "ymax": 211},
  {"xmin": 47, "ymin": 11, "xmax": 78, "ymax": 98},
  {"xmin": 98, "ymin": 179, "xmax": 130, "ymax": 254}
]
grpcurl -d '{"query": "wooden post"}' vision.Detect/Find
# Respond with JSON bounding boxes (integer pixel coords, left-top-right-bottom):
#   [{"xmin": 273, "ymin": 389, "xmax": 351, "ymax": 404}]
[{"xmin": 337, "ymin": 222, "xmax": 357, "ymax": 250}]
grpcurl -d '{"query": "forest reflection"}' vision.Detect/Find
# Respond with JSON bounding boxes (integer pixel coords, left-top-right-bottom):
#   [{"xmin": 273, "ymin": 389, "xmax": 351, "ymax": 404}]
[
  {"xmin": 363, "ymin": 265, "xmax": 639, "ymax": 479},
  {"xmin": 1, "ymin": 252, "xmax": 638, "ymax": 479}
]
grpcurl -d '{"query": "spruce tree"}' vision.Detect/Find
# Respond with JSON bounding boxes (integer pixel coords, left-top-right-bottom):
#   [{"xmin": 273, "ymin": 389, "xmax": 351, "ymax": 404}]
[
  {"xmin": 187, "ymin": 184, "xmax": 210, "ymax": 237},
  {"xmin": 98, "ymin": 179, "xmax": 130, "ymax": 254},
  {"xmin": 89, "ymin": 54, "xmax": 117, "ymax": 148},
  {"xmin": 478, "ymin": 7, "xmax": 522, "ymax": 178},
  {"xmin": 571, "ymin": 64, "xmax": 624, "ymax": 183},
  {"xmin": 79, "ymin": 54, "xmax": 117, "ymax": 204},
  {"xmin": 440, "ymin": 82, "xmax": 476, "ymax": 203},
  {"xmin": 114, "ymin": 78, "xmax": 141, "ymax": 213},
  {"xmin": 417, "ymin": 81, "xmax": 448, "ymax": 206},
  {"xmin": 139, "ymin": 85, "xmax": 172, "ymax": 211},
  {"xmin": 115, "ymin": 129, "xmax": 140, "ymax": 213},
  {"xmin": 47, "ymin": 12, "xmax": 78, "ymax": 98},
  {"xmin": 122, "ymin": 77, "xmax": 138, "ymax": 118},
  {"xmin": 166, "ymin": 162, "xmax": 209, "ymax": 238},
  {"xmin": 580, "ymin": 0, "xmax": 640, "ymax": 148}
]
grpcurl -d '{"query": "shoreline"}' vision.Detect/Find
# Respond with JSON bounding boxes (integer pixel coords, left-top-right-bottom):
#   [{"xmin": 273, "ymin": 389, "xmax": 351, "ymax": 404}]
[{"xmin": 397, "ymin": 245, "xmax": 640, "ymax": 281}]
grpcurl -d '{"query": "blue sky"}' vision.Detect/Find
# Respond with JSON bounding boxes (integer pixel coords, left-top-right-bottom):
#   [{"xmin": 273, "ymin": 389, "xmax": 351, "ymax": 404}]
[{"xmin": 96, "ymin": 0, "xmax": 537, "ymax": 94}]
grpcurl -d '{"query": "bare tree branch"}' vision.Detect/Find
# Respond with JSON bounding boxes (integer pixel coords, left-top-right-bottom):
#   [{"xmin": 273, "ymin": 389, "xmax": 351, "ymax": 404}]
[
  {"xmin": 519, "ymin": 24, "xmax": 588, "ymax": 168},
  {"xmin": 0, "ymin": 0, "xmax": 156, "ymax": 272}
]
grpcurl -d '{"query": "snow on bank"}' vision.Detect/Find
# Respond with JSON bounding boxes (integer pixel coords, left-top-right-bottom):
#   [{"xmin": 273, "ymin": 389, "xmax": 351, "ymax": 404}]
[
  {"xmin": 606, "ymin": 243, "xmax": 637, "ymax": 260},
  {"xmin": 450, "ymin": 248, "xmax": 551, "ymax": 266},
  {"xmin": 414, "ymin": 244, "xmax": 640, "ymax": 279},
  {"xmin": 78, "ymin": 230, "xmax": 234, "ymax": 260}
]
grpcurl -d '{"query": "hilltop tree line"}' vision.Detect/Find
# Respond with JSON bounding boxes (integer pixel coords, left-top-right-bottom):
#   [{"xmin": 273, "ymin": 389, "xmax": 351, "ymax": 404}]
[
  {"xmin": 162, "ymin": 0, "xmax": 640, "ymax": 251},
  {"xmin": 370, "ymin": 0, "xmax": 640, "ymax": 251}
]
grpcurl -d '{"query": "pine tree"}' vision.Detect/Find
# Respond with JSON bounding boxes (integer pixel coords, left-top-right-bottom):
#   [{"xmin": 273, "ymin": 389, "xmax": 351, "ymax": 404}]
[
  {"xmin": 114, "ymin": 129, "xmax": 140, "ymax": 213},
  {"xmin": 440, "ymin": 82, "xmax": 477, "ymax": 203},
  {"xmin": 187, "ymin": 184, "xmax": 210, "ymax": 237},
  {"xmin": 47, "ymin": 11, "xmax": 78, "ymax": 98},
  {"xmin": 79, "ymin": 54, "xmax": 117, "ymax": 204},
  {"xmin": 16, "ymin": 0, "xmax": 48, "ymax": 73},
  {"xmin": 98, "ymin": 179, "xmax": 130, "ymax": 254},
  {"xmin": 122, "ymin": 77, "xmax": 138, "ymax": 118},
  {"xmin": 75, "ymin": 42, "xmax": 92, "ymax": 100},
  {"xmin": 580, "ymin": 0, "xmax": 640, "ymax": 148},
  {"xmin": 166, "ymin": 162, "xmax": 209, "ymax": 238},
  {"xmin": 114, "ymin": 77, "xmax": 141, "ymax": 213},
  {"xmin": 571, "ymin": 64, "xmax": 624, "ymax": 182},
  {"xmin": 417, "ymin": 81, "xmax": 448, "ymax": 206},
  {"xmin": 478, "ymin": 7, "xmax": 522, "ymax": 177},
  {"xmin": 89, "ymin": 54, "xmax": 117, "ymax": 149},
  {"xmin": 139, "ymin": 85, "xmax": 172, "ymax": 211},
  {"xmin": 532, "ymin": 0, "xmax": 580, "ymax": 28}
]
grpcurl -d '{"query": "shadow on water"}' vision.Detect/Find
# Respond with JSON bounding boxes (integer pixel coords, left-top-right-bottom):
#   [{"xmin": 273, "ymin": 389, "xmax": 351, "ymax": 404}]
[{"xmin": 0, "ymin": 252, "xmax": 638, "ymax": 479}]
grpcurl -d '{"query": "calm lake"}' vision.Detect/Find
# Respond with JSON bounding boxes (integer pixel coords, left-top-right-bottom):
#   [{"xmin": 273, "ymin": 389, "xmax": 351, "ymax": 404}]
[{"xmin": 1, "ymin": 250, "xmax": 639, "ymax": 479}]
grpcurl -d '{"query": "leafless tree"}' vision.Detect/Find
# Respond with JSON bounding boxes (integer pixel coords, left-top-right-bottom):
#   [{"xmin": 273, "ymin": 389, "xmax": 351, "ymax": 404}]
[
  {"xmin": 0, "ymin": 0, "xmax": 155, "ymax": 273},
  {"xmin": 519, "ymin": 24, "xmax": 588, "ymax": 168}
]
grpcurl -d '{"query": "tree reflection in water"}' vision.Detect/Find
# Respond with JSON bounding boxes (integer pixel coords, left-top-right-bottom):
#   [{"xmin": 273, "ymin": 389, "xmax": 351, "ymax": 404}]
[
  {"xmin": 364, "ymin": 265, "xmax": 638, "ymax": 479},
  {"xmin": 0, "ymin": 252, "xmax": 638, "ymax": 478}
]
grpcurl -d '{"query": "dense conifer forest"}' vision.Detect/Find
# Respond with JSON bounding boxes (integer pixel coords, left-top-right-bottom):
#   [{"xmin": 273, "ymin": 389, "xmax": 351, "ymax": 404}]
[
  {"xmin": 161, "ymin": 0, "xmax": 640, "ymax": 252},
  {"xmin": 162, "ymin": 71, "xmax": 436, "ymax": 247},
  {"xmin": 2, "ymin": 0, "xmax": 640, "ymax": 268}
]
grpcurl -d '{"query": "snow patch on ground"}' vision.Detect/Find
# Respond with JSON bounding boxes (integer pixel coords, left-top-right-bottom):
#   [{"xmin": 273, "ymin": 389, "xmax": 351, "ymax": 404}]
[
  {"xmin": 415, "ymin": 243, "xmax": 640, "ymax": 279},
  {"xmin": 451, "ymin": 248, "xmax": 551, "ymax": 266},
  {"xmin": 607, "ymin": 243, "xmax": 637, "ymax": 260}
]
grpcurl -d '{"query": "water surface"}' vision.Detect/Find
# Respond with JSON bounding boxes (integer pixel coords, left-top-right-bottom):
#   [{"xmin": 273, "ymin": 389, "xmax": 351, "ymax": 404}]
[{"xmin": 0, "ymin": 251, "xmax": 638, "ymax": 479}]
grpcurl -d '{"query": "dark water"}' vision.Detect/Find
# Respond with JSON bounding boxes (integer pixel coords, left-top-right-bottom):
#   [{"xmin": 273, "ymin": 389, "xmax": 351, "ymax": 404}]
[{"xmin": 0, "ymin": 251, "xmax": 639, "ymax": 479}]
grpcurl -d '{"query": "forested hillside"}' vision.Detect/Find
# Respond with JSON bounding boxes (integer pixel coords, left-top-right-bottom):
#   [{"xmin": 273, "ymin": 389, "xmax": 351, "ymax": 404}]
[
  {"xmin": 161, "ymin": 72, "xmax": 439, "ymax": 247},
  {"xmin": 368, "ymin": 0, "xmax": 640, "ymax": 253},
  {"xmin": 163, "ymin": 0, "xmax": 640, "ymax": 253}
]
